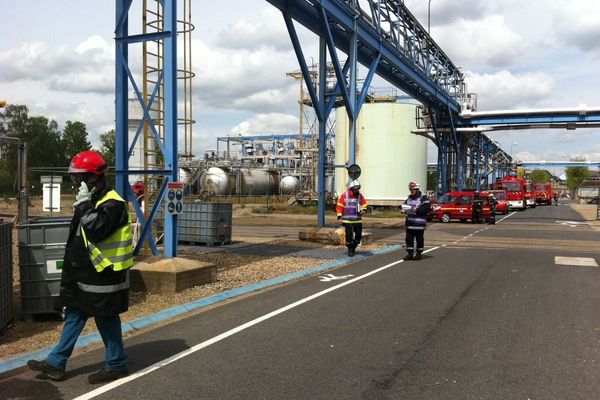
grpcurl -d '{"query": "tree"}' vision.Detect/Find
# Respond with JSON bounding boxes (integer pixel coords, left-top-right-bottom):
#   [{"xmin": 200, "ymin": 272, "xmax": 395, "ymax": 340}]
[
  {"xmin": 98, "ymin": 129, "xmax": 115, "ymax": 168},
  {"xmin": 98, "ymin": 129, "xmax": 116, "ymax": 187},
  {"xmin": 24, "ymin": 116, "xmax": 63, "ymax": 195},
  {"xmin": 62, "ymin": 121, "xmax": 91, "ymax": 164},
  {"xmin": 0, "ymin": 105, "xmax": 64, "ymax": 195},
  {"xmin": 0, "ymin": 105, "xmax": 30, "ymax": 194},
  {"xmin": 565, "ymin": 157, "xmax": 590, "ymax": 200},
  {"xmin": 529, "ymin": 169, "xmax": 552, "ymax": 184}
]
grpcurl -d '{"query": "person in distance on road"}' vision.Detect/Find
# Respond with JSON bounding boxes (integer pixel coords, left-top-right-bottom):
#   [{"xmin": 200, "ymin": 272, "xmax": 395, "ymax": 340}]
[
  {"xmin": 402, "ymin": 181, "xmax": 431, "ymax": 261},
  {"xmin": 27, "ymin": 150, "xmax": 133, "ymax": 384},
  {"xmin": 336, "ymin": 179, "xmax": 368, "ymax": 257}
]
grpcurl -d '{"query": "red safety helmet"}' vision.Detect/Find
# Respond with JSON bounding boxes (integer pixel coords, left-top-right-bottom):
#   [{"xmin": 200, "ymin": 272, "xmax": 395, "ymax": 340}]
[
  {"xmin": 68, "ymin": 150, "xmax": 108, "ymax": 175},
  {"xmin": 133, "ymin": 181, "xmax": 145, "ymax": 197}
]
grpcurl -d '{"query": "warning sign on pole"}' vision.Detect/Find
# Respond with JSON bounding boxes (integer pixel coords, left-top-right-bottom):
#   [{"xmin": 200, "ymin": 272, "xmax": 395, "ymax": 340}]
[{"xmin": 166, "ymin": 182, "xmax": 184, "ymax": 215}]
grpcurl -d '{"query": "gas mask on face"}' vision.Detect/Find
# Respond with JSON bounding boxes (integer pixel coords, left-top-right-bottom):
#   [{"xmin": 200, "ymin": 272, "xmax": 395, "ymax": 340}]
[{"xmin": 70, "ymin": 173, "xmax": 97, "ymax": 192}]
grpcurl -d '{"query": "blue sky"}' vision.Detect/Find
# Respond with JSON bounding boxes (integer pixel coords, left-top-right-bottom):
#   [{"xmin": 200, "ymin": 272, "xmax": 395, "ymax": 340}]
[{"xmin": 1, "ymin": 0, "xmax": 599, "ymax": 175}]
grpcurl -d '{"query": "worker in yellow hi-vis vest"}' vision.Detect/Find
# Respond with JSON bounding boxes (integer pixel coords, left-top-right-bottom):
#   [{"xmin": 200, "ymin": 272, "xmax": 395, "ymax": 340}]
[{"xmin": 28, "ymin": 150, "xmax": 133, "ymax": 385}]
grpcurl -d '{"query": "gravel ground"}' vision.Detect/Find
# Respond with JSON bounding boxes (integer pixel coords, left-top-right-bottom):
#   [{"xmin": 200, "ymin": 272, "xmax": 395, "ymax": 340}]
[{"xmin": 0, "ymin": 199, "xmax": 389, "ymax": 362}]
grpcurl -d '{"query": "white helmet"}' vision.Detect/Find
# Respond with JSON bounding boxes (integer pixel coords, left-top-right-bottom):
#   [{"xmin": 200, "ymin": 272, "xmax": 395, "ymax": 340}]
[
  {"xmin": 408, "ymin": 181, "xmax": 420, "ymax": 190},
  {"xmin": 349, "ymin": 179, "xmax": 361, "ymax": 189}
]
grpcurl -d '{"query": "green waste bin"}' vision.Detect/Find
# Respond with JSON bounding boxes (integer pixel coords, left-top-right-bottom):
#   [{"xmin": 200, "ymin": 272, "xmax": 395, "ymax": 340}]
[{"xmin": 17, "ymin": 217, "xmax": 70, "ymax": 319}]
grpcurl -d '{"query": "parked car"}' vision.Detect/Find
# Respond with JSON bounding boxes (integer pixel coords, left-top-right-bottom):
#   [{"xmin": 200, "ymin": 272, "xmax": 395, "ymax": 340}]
[
  {"xmin": 488, "ymin": 189, "xmax": 509, "ymax": 214},
  {"xmin": 587, "ymin": 196, "xmax": 599, "ymax": 204},
  {"xmin": 430, "ymin": 191, "xmax": 492, "ymax": 223}
]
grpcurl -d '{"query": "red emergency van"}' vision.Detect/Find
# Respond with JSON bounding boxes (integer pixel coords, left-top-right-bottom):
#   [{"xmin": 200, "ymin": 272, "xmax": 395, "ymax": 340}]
[{"xmin": 430, "ymin": 191, "xmax": 491, "ymax": 223}]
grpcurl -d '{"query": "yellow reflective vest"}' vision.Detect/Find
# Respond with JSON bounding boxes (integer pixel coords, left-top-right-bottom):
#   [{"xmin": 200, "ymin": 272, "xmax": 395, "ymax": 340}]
[{"xmin": 80, "ymin": 190, "xmax": 134, "ymax": 273}]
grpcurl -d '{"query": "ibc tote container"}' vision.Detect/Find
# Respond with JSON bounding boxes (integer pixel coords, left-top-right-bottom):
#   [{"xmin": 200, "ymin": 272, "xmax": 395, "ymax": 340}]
[
  {"xmin": 178, "ymin": 202, "xmax": 232, "ymax": 246},
  {"xmin": 0, "ymin": 222, "xmax": 13, "ymax": 331},
  {"xmin": 17, "ymin": 217, "xmax": 70, "ymax": 319}
]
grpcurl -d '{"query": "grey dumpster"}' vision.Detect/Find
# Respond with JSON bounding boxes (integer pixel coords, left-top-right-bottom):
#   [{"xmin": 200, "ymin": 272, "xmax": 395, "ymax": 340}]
[
  {"xmin": 0, "ymin": 222, "xmax": 13, "ymax": 331},
  {"xmin": 17, "ymin": 217, "xmax": 70, "ymax": 319}
]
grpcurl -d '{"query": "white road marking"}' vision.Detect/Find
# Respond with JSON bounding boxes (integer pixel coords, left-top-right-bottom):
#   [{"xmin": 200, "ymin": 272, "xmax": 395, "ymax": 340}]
[
  {"xmin": 319, "ymin": 273, "xmax": 354, "ymax": 282},
  {"xmin": 556, "ymin": 220, "xmax": 590, "ymax": 228},
  {"xmin": 555, "ymin": 256, "xmax": 598, "ymax": 267},
  {"xmin": 73, "ymin": 246, "xmax": 439, "ymax": 400}
]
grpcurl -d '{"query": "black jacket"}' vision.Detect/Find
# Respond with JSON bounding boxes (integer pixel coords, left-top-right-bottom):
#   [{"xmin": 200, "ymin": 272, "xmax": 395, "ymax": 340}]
[{"xmin": 59, "ymin": 182, "xmax": 130, "ymax": 316}]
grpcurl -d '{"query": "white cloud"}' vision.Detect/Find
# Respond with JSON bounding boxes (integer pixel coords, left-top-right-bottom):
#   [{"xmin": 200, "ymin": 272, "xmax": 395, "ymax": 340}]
[
  {"xmin": 403, "ymin": 0, "xmax": 495, "ymax": 27},
  {"xmin": 550, "ymin": 0, "xmax": 600, "ymax": 53},
  {"xmin": 231, "ymin": 113, "xmax": 298, "ymax": 135},
  {"xmin": 435, "ymin": 16, "xmax": 528, "ymax": 69},
  {"xmin": 0, "ymin": 35, "xmax": 114, "ymax": 95},
  {"xmin": 215, "ymin": 8, "xmax": 292, "ymax": 51},
  {"xmin": 465, "ymin": 70, "xmax": 554, "ymax": 110},
  {"xmin": 192, "ymin": 39, "xmax": 300, "ymax": 113}
]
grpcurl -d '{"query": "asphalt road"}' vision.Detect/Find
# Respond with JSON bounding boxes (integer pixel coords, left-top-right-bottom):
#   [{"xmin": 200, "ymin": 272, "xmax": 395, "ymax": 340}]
[{"xmin": 3, "ymin": 202, "xmax": 600, "ymax": 399}]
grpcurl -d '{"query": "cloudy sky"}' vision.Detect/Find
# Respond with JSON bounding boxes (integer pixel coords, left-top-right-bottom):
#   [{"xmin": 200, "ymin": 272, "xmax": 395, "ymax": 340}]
[{"xmin": 1, "ymin": 0, "xmax": 599, "ymax": 174}]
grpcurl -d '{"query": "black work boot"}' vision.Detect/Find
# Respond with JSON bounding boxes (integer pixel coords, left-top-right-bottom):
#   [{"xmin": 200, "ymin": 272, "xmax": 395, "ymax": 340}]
[
  {"xmin": 413, "ymin": 251, "xmax": 422, "ymax": 261},
  {"xmin": 27, "ymin": 360, "xmax": 65, "ymax": 381},
  {"xmin": 348, "ymin": 247, "xmax": 355, "ymax": 257},
  {"xmin": 403, "ymin": 251, "xmax": 414, "ymax": 261}
]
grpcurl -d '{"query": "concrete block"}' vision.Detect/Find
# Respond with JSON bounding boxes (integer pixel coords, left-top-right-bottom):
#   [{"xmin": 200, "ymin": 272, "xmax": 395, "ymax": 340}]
[{"xmin": 130, "ymin": 257, "xmax": 216, "ymax": 294}]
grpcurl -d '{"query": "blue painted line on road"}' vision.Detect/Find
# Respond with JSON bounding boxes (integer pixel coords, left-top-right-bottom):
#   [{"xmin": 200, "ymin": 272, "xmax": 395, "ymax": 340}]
[{"xmin": 0, "ymin": 244, "xmax": 402, "ymax": 375}]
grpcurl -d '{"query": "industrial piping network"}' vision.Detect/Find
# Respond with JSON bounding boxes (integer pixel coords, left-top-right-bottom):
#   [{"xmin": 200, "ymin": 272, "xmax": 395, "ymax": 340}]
[
  {"xmin": 112, "ymin": 0, "xmax": 600, "ymax": 257},
  {"xmin": 264, "ymin": 0, "xmax": 504, "ymax": 225}
]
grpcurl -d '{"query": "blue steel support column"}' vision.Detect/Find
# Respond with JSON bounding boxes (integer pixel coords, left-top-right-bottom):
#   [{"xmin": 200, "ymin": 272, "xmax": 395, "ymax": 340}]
[
  {"xmin": 483, "ymin": 143, "xmax": 490, "ymax": 189},
  {"xmin": 115, "ymin": 1, "xmax": 129, "ymax": 197},
  {"xmin": 475, "ymin": 135, "xmax": 482, "ymax": 191},
  {"xmin": 317, "ymin": 37, "xmax": 327, "ymax": 227},
  {"xmin": 163, "ymin": 0, "xmax": 178, "ymax": 257},
  {"xmin": 430, "ymin": 108, "xmax": 445, "ymax": 196}
]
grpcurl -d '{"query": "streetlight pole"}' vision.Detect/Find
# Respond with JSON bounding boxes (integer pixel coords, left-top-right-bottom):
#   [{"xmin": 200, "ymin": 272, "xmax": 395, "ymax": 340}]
[{"xmin": 428, "ymin": 0, "xmax": 432, "ymax": 34}]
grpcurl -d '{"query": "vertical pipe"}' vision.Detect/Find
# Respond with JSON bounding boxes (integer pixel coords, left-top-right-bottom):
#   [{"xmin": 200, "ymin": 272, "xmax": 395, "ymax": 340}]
[
  {"xmin": 163, "ymin": 0, "xmax": 178, "ymax": 257},
  {"xmin": 17, "ymin": 142, "xmax": 28, "ymax": 223},
  {"xmin": 348, "ymin": 1, "xmax": 358, "ymax": 167},
  {"xmin": 317, "ymin": 37, "xmax": 327, "ymax": 227}
]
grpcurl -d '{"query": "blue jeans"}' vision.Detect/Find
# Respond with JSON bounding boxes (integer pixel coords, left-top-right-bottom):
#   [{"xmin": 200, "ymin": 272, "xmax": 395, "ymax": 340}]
[{"xmin": 46, "ymin": 307, "xmax": 128, "ymax": 372}]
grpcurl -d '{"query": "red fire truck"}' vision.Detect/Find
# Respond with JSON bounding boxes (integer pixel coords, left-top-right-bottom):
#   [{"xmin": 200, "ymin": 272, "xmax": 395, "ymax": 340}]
[
  {"xmin": 533, "ymin": 183, "xmax": 553, "ymax": 205},
  {"xmin": 492, "ymin": 176, "xmax": 529, "ymax": 210}
]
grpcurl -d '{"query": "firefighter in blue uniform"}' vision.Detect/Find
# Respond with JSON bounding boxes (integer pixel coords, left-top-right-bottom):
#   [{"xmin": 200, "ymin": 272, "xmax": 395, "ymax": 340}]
[{"xmin": 403, "ymin": 181, "xmax": 431, "ymax": 261}]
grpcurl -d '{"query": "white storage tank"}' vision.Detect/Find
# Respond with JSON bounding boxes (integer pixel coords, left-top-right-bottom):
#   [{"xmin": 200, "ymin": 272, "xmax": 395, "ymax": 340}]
[
  {"xmin": 128, "ymin": 99, "xmax": 158, "ymax": 185},
  {"xmin": 240, "ymin": 169, "xmax": 279, "ymax": 195},
  {"xmin": 199, "ymin": 167, "xmax": 233, "ymax": 196},
  {"xmin": 280, "ymin": 175, "xmax": 299, "ymax": 195},
  {"xmin": 334, "ymin": 102, "xmax": 427, "ymax": 205}
]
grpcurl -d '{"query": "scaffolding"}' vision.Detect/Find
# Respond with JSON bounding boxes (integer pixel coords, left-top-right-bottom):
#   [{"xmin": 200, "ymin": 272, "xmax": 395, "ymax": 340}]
[{"xmin": 141, "ymin": 0, "xmax": 195, "ymax": 250}]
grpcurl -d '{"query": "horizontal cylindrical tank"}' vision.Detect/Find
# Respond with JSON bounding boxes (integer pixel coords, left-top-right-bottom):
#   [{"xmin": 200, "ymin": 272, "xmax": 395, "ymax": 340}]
[
  {"xmin": 198, "ymin": 167, "xmax": 280, "ymax": 196},
  {"xmin": 239, "ymin": 168, "xmax": 279, "ymax": 195},
  {"xmin": 199, "ymin": 167, "xmax": 233, "ymax": 196},
  {"xmin": 280, "ymin": 176, "xmax": 299, "ymax": 195}
]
